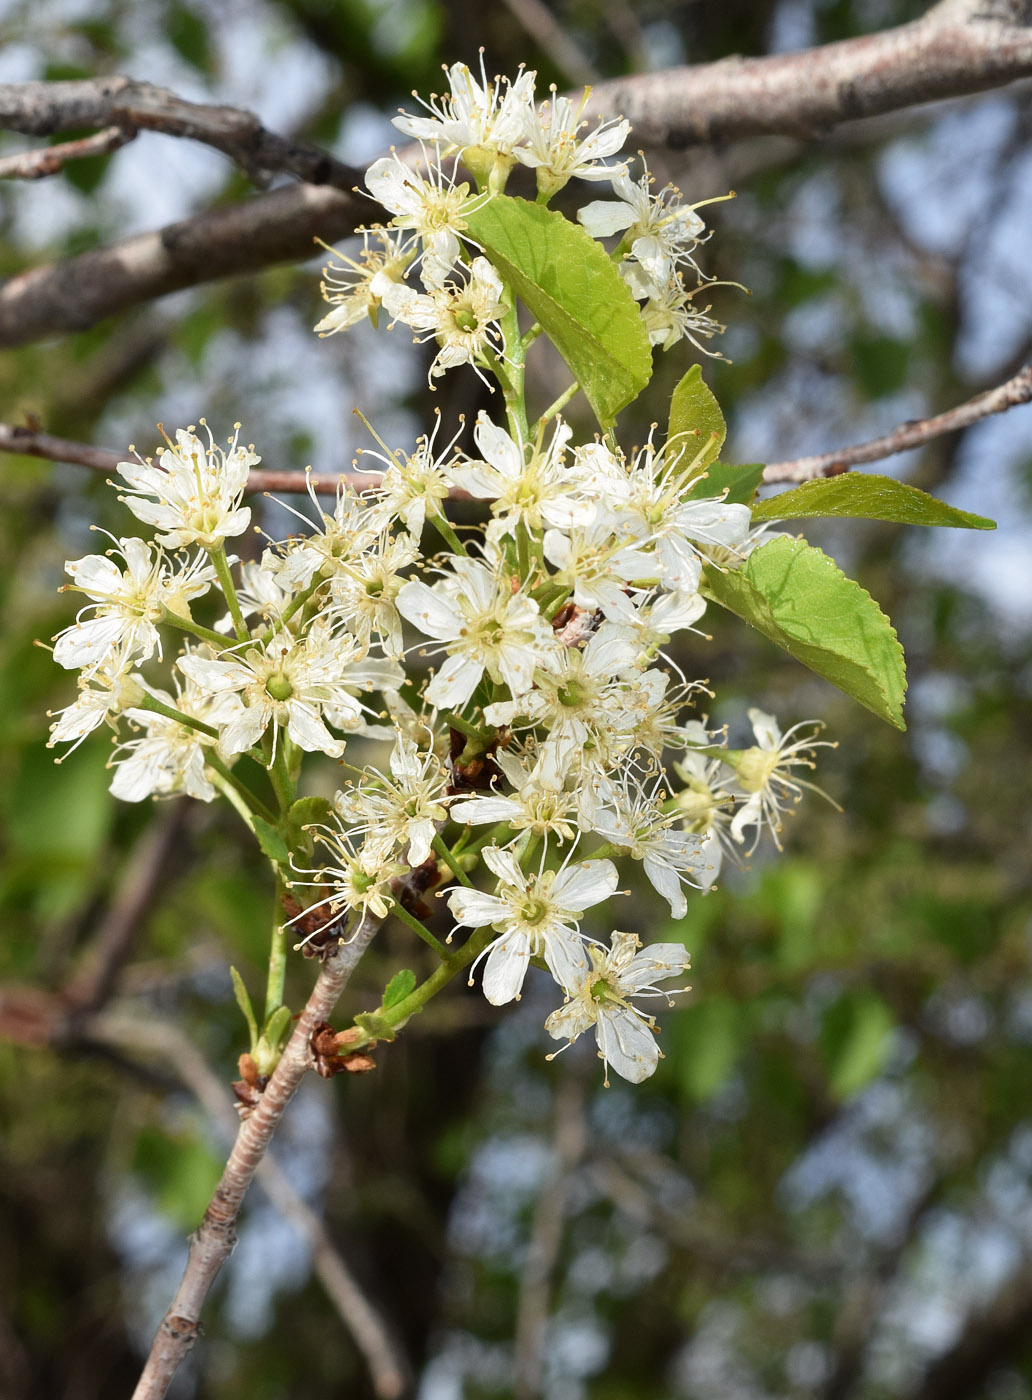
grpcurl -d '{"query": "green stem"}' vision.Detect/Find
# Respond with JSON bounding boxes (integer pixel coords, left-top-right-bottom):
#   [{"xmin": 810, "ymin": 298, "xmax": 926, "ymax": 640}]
[
  {"xmin": 265, "ymin": 871, "xmax": 289, "ymax": 1023},
  {"xmin": 498, "ymin": 295, "xmax": 529, "ymax": 442},
  {"xmin": 139, "ymin": 694, "xmax": 217, "ymax": 740},
  {"xmin": 162, "ymin": 610, "xmax": 232, "ymax": 650},
  {"xmin": 516, "ymin": 522, "xmax": 532, "ymax": 583},
  {"xmin": 430, "ymin": 507, "xmax": 470, "ymax": 558},
  {"xmin": 433, "ymin": 832, "xmax": 474, "ymax": 889},
  {"xmin": 267, "ymin": 736, "xmax": 295, "ymax": 813},
  {"xmin": 440, "ymin": 709, "xmax": 486, "ymax": 741},
  {"xmin": 535, "ymin": 380, "xmax": 580, "ymax": 430},
  {"xmin": 390, "ymin": 897, "xmax": 449, "ymax": 957},
  {"xmin": 211, "ymin": 771, "xmax": 260, "ymax": 834},
  {"xmin": 207, "ymin": 750, "xmax": 278, "ymax": 826},
  {"xmin": 258, "ymin": 579, "xmax": 322, "ymax": 643},
  {"xmin": 211, "ymin": 544, "xmax": 249, "ymax": 642},
  {"xmin": 520, "ymin": 323, "xmax": 543, "ymax": 351},
  {"xmin": 349, "ymin": 925, "xmax": 497, "ymax": 1048}
]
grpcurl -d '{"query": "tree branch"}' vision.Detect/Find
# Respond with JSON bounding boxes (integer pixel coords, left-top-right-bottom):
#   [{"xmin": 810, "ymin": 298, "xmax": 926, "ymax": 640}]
[
  {"xmin": 0, "ymin": 76, "xmax": 363, "ymax": 190},
  {"xmin": 0, "ymin": 5, "xmax": 1030, "ymax": 345},
  {"xmin": 94, "ymin": 1011, "xmax": 410, "ymax": 1400},
  {"xmin": 760, "ymin": 365, "xmax": 1032, "ymax": 482},
  {"xmin": 0, "ymin": 421, "xmax": 385, "ymax": 497},
  {"xmin": 586, "ymin": 1, "xmax": 1032, "ymax": 149},
  {"xmin": 129, "ymin": 916, "xmax": 381, "ymax": 1400},
  {"xmin": 0, "ymin": 181, "xmax": 366, "ymax": 349},
  {"xmin": 0, "ymin": 124, "xmax": 135, "ymax": 180}
]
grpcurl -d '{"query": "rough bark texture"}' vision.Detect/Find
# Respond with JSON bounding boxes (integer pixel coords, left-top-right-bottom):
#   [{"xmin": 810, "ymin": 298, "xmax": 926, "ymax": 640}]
[
  {"xmin": 130, "ymin": 918, "xmax": 380, "ymax": 1400},
  {"xmin": 0, "ymin": 76, "xmax": 363, "ymax": 189},
  {"xmin": 0, "ymin": 3, "xmax": 1030, "ymax": 345},
  {"xmin": 585, "ymin": 3, "xmax": 1032, "ymax": 148},
  {"xmin": 0, "ymin": 182, "xmax": 368, "ymax": 348}
]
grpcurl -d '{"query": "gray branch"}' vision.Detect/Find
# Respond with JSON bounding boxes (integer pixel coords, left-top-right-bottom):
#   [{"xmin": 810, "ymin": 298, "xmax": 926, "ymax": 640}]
[
  {"xmin": 586, "ymin": 0, "xmax": 1032, "ymax": 148},
  {"xmin": 0, "ymin": 3, "xmax": 1031, "ymax": 344},
  {"xmin": 0, "ymin": 76, "xmax": 363, "ymax": 190}
]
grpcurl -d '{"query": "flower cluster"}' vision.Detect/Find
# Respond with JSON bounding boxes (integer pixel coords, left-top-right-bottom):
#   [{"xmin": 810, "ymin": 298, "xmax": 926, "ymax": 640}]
[
  {"xmin": 48, "ymin": 62, "xmax": 833, "ymax": 1085},
  {"xmin": 316, "ymin": 58, "xmax": 726, "ymax": 366}
]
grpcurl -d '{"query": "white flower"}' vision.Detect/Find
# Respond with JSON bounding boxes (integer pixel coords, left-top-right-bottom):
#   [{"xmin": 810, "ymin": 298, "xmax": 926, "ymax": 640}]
[
  {"xmin": 594, "ymin": 438, "xmax": 752, "ymax": 592},
  {"xmin": 542, "ymin": 519, "xmax": 653, "ymax": 624},
  {"xmin": 335, "ymin": 732, "xmax": 451, "ymax": 867},
  {"xmin": 392, "ymin": 61, "xmax": 537, "ymax": 181},
  {"xmin": 636, "ymin": 274, "xmax": 727, "ymax": 356},
  {"xmin": 53, "ymin": 536, "xmax": 214, "ymax": 675},
  {"xmin": 726, "ymin": 709, "xmax": 837, "ymax": 851},
  {"xmin": 327, "ymin": 529, "xmax": 418, "ymax": 660},
  {"xmin": 449, "ymin": 749, "xmax": 580, "ymax": 844},
  {"xmin": 447, "ymin": 413, "xmax": 595, "ymax": 536},
  {"xmin": 362, "ymin": 415, "xmax": 462, "ymax": 539},
  {"xmin": 214, "ymin": 553, "xmax": 296, "ymax": 635},
  {"xmin": 450, "ymin": 846, "xmax": 618, "ymax": 1005},
  {"xmin": 545, "ymin": 931, "xmax": 690, "ymax": 1085},
  {"xmin": 275, "ymin": 476, "xmax": 384, "ymax": 593},
  {"xmin": 671, "ymin": 722, "xmax": 738, "ymax": 884},
  {"xmin": 177, "ymin": 618, "xmax": 368, "ymax": 760},
  {"xmin": 589, "ymin": 774, "xmax": 713, "ymax": 919},
  {"xmin": 365, "ymin": 149, "xmax": 487, "ymax": 288},
  {"xmin": 397, "ymin": 557, "xmax": 555, "ymax": 709},
  {"xmin": 116, "ymin": 422, "xmax": 256, "ymax": 550},
  {"xmin": 515, "ymin": 90, "xmax": 629, "ymax": 196},
  {"xmin": 293, "ymin": 828, "xmax": 405, "ymax": 941},
  {"xmin": 578, "ymin": 165, "xmax": 708, "ymax": 291},
  {"xmin": 47, "ymin": 665, "xmax": 145, "ymax": 756},
  {"xmin": 382, "ymin": 257, "xmax": 506, "ymax": 384},
  {"xmin": 484, "ymin": 622, "xmax": 643, "ymax": 780},
  {"xmin": 314, "ymin": 227, "xmax": 415, "ymax": 335},
  {"xmin": 109, "ymin": 660, "xmax": 243, "ymax": 803}
]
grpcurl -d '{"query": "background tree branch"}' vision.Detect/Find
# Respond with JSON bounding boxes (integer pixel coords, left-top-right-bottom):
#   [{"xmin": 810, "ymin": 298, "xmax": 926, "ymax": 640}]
[
  {"xmin": 1, "ymin": 1, "xmax": 1032, "ymax": 346},
  {"xmin": 586, "ymin": 0, "xmax": 1032, "ymax": 148},
  {"xmin": 0, "ymin": 76, "xmax": 363, "ymax": 190}
]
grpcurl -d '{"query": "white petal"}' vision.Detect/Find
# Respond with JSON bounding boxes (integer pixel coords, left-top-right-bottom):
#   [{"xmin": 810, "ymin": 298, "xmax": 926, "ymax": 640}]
[
  {"xmin": 541, "ymin": 929, "xmax": 590, "ymax": 994},
  {"xmin": 596, "ymin": 1006, "xmax": 659, "ymax": 1083},
  {"xmin": 397, "ymin": 581, "xmax": 462, "ymax": 640},
  {"xmin": 448, "ymin": 888, "xmax": 507, "ymax": 929},
  {"xmin": 481, "ymin": 933, "xmax": 531, "ymax": 1005},
  {"xmin": 551, "ymin": 858, "xmax": 619, "ymax": 912},
  {"xmin": 577, "ymin": 199, "xmax": 637, "ymax": 239},
  {"xmin": 425, "ymin": 652, "xmax": 483, "ymax": 708}
]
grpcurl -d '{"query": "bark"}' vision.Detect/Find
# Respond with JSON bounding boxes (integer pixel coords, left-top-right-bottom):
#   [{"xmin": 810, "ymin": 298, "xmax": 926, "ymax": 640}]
[
  {"xmin": 585, "ymin": 1, "xmax": 1032, "ymax": 149},
  {"xmin": 0, "ymin": 182, "xmax": 367, "ymax": 348},
  {"xmin": 762, "ymin": 365, "xmax": 1032, "ymax": 482},
  {"xmin": 130, "ymin": 917, "xmax": 380, "ymax": 1400},
  {"xmin": 0, "ymin": 76, "xmax": 363, "ymax": 190},
  {"xmin": 0, "ymin": 3, "xmax": 1030, "ymax": 344}
]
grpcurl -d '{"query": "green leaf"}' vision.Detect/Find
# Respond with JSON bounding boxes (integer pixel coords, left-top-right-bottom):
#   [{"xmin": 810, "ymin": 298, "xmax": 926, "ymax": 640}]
[
  {"xmin": 230, "ymin": 967, "xmax": 258, "ymax": 1048},
  {"xmin": 687, "ymin": 461, "xmax": 765, "ymax": 506},
  {"xmin": 667, "ymin": 364, "xmax": 725, "ymax": 474},
  {"xmin": 464, "ymin": 194, "xmax": 651, "ymax": 427},
  {"xmin": 751, "ymin": 474, "xmax": 996, "ymax": 530},
  {"xmin": 821, "ymin": 991, "xmax": 895, "ymax": 1099},
  {"xmin": 355, "ymin": 1011, "xmax": 397, "ymax": 1043},
  {"xmin": 703, "ymin": 536, "xmax": 907, "ymax": 729},
  {"xmin": 382, "ymin": 969, "xmax": 417, "ymax": 1010},
  {"xmin": 262, "ymin": 1004, "xmax": 293, "ymax": 1051},
  {"xmin": 253, "ymin": 817, "xmax": 290, "ymax": 866},
  {"xmin": 286, "ymin": 796, "xmax": 333, "ymax": 856}
]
